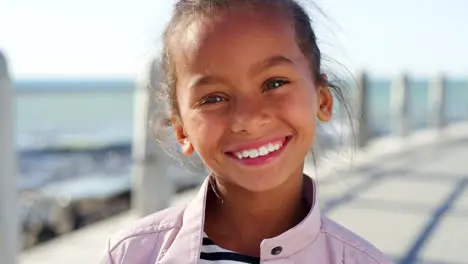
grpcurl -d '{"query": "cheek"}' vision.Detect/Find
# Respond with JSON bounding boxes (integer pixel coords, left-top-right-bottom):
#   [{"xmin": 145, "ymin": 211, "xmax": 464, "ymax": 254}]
[
  {"xmin": 275, "ymin": 83, "xmax": 318, "ymax": 122},
  {"xmin": 183, "ymin": 112, "xmax": 227, "ymax": 150}
]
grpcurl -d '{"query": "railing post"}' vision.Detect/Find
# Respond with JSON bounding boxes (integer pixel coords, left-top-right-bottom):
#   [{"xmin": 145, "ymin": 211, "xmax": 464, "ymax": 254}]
[
  {"xmin": 0, "ymin": 51, "xmax": 19, "ymax": 264},
  {"xmin": 428, "ymin": 73, "xmax": 446, "ymax": 131},
  {"xmin": 391, "ymin": 73, "xmax": 410, "ymax": 138},
  {"xmin": 356, "ymin": 71, "xmax": 370, "ymax": 148},
  {"xmin": 131, "ymin": 58, "xmax": 174, "ymax": 217}
]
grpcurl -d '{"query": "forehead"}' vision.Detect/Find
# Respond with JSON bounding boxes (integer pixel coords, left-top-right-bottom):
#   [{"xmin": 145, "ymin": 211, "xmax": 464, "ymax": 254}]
[{"xmin": 171, "ymin": 6, "xmax": 303, "ymax": 74}]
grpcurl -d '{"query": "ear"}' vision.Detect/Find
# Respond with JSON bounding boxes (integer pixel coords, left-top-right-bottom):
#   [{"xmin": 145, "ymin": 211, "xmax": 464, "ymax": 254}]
[
  {"xmin": 173, "ymin": 119, "xmax": 195, "ymax": 156},
  {"xmin": 317, "ymin": 74, "xmax": 333, "ymax": 122}
]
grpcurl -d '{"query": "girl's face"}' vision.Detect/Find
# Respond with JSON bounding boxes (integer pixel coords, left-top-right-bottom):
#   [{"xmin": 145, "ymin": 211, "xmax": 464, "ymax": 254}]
[{"xmin": 172, "ymin": 7, "xmax": 332, "ymax": 192}]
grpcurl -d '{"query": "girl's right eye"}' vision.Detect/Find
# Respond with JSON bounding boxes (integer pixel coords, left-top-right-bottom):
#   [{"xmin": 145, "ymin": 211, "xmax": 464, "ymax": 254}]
[{"xmin": 199, "ymin": 95, "xmax": 226, "ymax": 106}]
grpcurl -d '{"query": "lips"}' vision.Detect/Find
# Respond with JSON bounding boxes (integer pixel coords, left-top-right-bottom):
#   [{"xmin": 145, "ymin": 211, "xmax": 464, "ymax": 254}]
[
  {"xmin": 233, "ymin": 141, "xmax": 284, "ymax": 159},
  {"xmin": 225, "ymin": 136, "xmax": 292, "ymax": 165}
]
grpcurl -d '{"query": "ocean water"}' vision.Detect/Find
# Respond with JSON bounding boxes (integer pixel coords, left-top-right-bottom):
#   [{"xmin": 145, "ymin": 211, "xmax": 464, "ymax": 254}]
[
  {"xmin": 15, "ymin": 80, "xmax": 136, "ymax": 191},
  {"xmin": 13, "ymin": 78, "xmax": 468, "ymax": 191},
  {"xmin": 15, "ymin": 80, "xmax": 135, "ymax": 150}
]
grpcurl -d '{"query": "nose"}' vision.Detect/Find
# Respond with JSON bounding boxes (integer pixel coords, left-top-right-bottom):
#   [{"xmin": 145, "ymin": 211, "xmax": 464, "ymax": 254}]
[{"xmin": 230, "ymin": 97, "xmax": 272, "ymax": 134}]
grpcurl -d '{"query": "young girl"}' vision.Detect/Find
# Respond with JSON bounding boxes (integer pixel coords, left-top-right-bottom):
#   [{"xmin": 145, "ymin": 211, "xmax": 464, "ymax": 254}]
[{"xmin": 101, "ymin": 0, "xmax": 394, "ymax": 263}]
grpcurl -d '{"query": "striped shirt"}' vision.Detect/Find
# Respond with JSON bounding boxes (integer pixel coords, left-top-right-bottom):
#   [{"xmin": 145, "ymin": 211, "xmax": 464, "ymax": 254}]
[{"xmin": 199, "ymin": 234, "xmax": 260, "ymax": 264}]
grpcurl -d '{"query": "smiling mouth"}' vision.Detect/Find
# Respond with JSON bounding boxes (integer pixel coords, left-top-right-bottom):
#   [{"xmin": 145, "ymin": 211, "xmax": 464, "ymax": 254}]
[{"xmin": 225, "ymin": 136, "xmax": 292, "ymax": 164}]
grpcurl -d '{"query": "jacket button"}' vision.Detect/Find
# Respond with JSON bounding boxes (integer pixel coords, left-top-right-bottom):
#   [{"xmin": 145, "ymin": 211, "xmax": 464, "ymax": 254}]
[{"xmin": 271, "ymin": 246, "xmax": 283, "ymax": 255}]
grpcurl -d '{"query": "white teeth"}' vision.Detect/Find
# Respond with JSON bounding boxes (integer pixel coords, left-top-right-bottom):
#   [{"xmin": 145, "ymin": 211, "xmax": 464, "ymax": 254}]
[
  {"xmin": 258, "ymin": 146, "xmax": 269, "ymax": 156},
  {"xmin": 234, "ymin": 142, "xmax": 284, "ymax": 159},
  {"xmin": 267, "ymin": 143, "xmax": 275, "ymax": 152},
  {"xmin": 249, "ymin": 149, "xmax": 259, "ymax": 158}
]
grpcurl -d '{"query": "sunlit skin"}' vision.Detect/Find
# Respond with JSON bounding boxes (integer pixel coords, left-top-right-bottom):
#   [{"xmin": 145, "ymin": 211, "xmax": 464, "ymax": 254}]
[{"xmin": 171, "ymin": 6, "xmax": 333, "ymax": 257}]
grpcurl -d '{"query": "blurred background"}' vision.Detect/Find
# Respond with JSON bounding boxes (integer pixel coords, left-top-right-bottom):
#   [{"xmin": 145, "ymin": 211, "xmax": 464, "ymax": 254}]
[{"xmin": 1, "ymin": 0, "xmax": 467, "ymax": 263}]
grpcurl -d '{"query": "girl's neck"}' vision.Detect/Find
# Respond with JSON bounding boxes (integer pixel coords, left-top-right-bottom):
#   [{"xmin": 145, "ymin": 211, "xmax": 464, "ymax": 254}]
[{"xmin": 204, "ymin": 168, "xmax": 309, "ymax": 256}]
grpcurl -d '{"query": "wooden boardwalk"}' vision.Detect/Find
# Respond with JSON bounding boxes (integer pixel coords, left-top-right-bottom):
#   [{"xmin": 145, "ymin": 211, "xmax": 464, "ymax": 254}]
[
  {"xmin": 21, "ymin": 123, "xmax": 468, "ymax": 264},
  {"xmin": 312, "ymin": 123, "xmax": 468, "ymax": 264}
]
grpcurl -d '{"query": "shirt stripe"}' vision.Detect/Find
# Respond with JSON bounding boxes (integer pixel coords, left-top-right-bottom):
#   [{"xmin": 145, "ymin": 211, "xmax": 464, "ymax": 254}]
[{"xmin": 200, "ymin": 234, "xmax": 260, "ymax": 264}]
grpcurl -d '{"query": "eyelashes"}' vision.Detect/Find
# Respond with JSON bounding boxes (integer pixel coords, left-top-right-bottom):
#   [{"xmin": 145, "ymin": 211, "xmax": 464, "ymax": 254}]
[
  {"xmin": 197, "ymin": 77, "xmax": 290, "ymax": 106},
  {"xmin": 262, "ymin": 78, "xmax": 290, "ymax": 92},
  {"xmin": 199, "ymin": 94, "xmax": 226, "ymax": 105}
]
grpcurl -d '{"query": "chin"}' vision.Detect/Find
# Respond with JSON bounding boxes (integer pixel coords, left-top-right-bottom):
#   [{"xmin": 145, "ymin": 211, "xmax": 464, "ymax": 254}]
[{"xmin": 234, "ymin": 169, "xmax": 292, "ymax": 193}]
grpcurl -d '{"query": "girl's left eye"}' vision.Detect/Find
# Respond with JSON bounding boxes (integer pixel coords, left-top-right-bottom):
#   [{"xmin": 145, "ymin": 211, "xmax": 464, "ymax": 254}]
[{"xmin": 263, "ymin": 78, "xmax": 290, "ymax": 92}]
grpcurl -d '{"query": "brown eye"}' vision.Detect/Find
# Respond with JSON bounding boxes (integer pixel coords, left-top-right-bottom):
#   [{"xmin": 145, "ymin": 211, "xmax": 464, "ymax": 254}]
[
  {"xmin": 199, "ymin": 95, "xmax": 226, "ymax": 105},
  {"xmin": 263, "ymin": 78, "xmax": 290, "ymax": 92}
]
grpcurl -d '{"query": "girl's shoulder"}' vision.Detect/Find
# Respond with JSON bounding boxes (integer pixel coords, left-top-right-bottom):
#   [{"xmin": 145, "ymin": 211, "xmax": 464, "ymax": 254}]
[
  {"xmin": 100, "ymin": 204, "xmax": 187, "ymax": 264},
  {"xmin": 320, "ymin": 216, "xmax": 394, "ymax": 264}
]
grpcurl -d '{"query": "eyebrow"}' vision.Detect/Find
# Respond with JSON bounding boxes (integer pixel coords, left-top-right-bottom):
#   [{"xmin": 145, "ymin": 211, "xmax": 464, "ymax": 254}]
[
  {"xmin": 189, "ymin": 55, "xmax": 294, "ymax": 89},
  {"xmin": 189, "ymin": 75, "xmax": 225, "ymax": 90},
  {"xmin": 250, "ymin": 55, "xmax": 294, "ymax": 76}
]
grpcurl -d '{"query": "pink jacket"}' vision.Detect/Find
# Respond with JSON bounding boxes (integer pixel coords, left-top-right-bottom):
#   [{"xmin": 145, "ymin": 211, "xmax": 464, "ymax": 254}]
[{"xmin": 101, "ymin": 175, "xmax": 394, "ymax": 264}]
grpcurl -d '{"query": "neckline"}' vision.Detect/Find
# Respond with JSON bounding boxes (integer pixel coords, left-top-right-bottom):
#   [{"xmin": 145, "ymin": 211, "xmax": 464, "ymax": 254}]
[{"xmin": 159, "ymin": 174, "xmax": 322, "ymax": 264}]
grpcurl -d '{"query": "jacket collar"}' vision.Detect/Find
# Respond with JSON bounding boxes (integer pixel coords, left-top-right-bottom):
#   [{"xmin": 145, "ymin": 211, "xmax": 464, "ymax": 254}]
[{"xmin": 160, "ymin": 174, "xmax": 321, "ymax": 263}]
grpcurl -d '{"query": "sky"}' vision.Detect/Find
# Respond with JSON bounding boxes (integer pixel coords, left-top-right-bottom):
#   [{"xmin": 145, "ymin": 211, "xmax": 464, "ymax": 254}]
[{"xmin": 1, "ymin": 0, "xmax": 467, "ymax": 80}]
